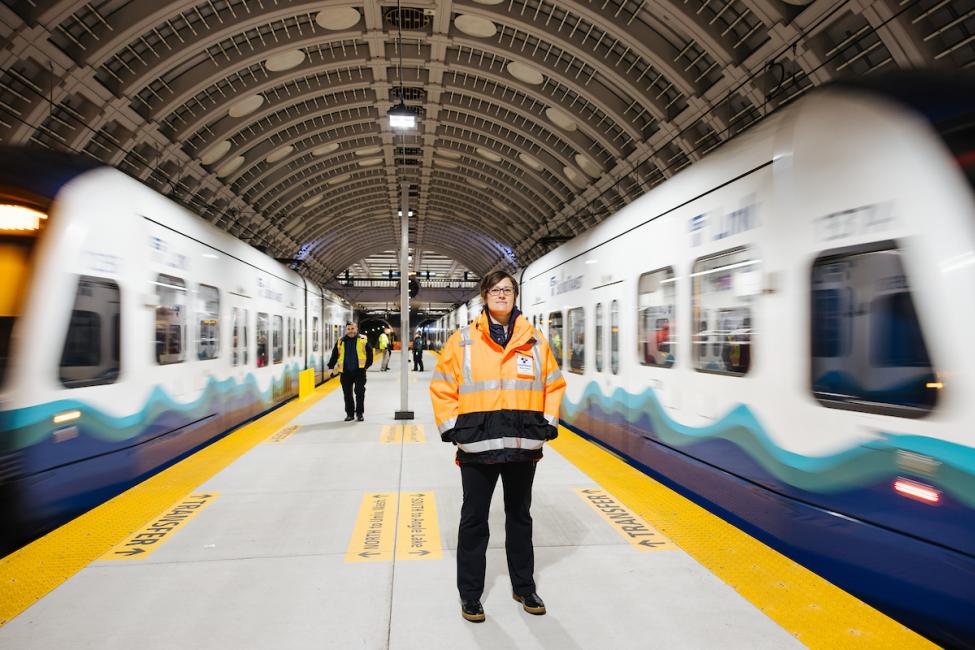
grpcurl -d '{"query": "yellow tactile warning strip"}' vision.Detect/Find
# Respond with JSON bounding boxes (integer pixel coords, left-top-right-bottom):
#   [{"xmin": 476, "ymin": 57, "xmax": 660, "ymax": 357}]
[
  {"xmin": 395, "ymin": 491, "xmax": 442, "ymax": 561},
  {"xmin": 100, "ymin": 493, "xmax": 219, "ymax": 560},
  {"xmin": 549, "ymin": 427, "xmax": 937, "ymax": 649},
  {"xmin": 346, "ymin": 492, "xmax": 397, "ymax": 562},
  {"xmin": 0, "ymin": 380, "xmax": 340, "ymax": 627},
  {"xmin": 574, "ymin": 487, "xmax": 676, "ymax": 551}
]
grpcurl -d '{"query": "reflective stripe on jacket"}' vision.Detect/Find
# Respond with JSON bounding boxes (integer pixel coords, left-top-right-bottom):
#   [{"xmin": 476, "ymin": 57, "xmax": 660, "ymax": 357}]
[
  {"xmin": 429, "ymin": 310, "xmax": 566, "ymax": 463},
  {"xmin": 337, "ymin": 335, "xmax": 368, "ymax": 371}
]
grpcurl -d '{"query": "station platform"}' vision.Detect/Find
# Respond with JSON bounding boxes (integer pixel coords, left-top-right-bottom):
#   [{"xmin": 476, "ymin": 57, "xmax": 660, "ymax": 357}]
[{"xmin": 0, "ymin": 353, "xmax": 934, "ymax": 649}]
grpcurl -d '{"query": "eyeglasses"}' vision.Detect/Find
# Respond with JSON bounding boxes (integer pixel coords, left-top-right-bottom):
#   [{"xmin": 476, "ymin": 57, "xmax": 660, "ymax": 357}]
[{"xmin": 487, "ymin": 287, "xmax": 514, "ymax": 297}]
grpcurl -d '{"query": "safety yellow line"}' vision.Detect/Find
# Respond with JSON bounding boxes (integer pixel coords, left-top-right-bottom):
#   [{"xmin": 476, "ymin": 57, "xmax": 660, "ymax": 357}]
[
  {"xmin": 0, "ymin": 379, "xmax": 340, "ymax": 627},
  {"xmin": 548, "ymin": 426, "xmax": 937, "ymax": 649}
]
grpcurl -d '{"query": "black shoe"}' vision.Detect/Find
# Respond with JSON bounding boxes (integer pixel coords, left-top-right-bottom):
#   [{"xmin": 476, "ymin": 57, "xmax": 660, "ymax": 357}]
[
  {"xmin": 344, "ymin": 415, "xmax": 354, "ymax": 422},
  {"xmin": 461, "ymin": 599, "xmax": 485, "ymax": 623},
  {"xmin": 356, "ymin": 415, "xmax": 364, "ymax": 422},
  {"xmin": 513, "ymin": 592, "xmax": 546, "ymax": 615}
]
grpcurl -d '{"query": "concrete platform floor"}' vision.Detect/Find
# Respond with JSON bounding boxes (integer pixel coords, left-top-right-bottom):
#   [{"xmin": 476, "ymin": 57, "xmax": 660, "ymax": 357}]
[{"xmin": 0, "ymin": 352, "xmax": 808, "ymax": 649}]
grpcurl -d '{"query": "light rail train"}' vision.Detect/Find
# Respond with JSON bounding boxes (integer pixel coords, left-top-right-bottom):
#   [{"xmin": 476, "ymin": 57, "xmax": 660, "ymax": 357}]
[
  {"xmin": 0, "ymin": 148, "xmax": 351, "ymax": 552},
  {"xmin": 438, "ymin": 77, "xmax": 975, "ymax": 646}
]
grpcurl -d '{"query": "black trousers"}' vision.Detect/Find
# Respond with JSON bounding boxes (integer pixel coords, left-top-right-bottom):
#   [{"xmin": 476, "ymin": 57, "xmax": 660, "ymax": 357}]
[
  {"xmin": 340, "ymin": 370, "xmax": 366, "ymax": 416},
  {"xmin": 412, "ymin": 350, "xmax": 424, "ymax": 371},
  {"xmin": 457, "ymin": 461, "xmax": 537, "ymax": 601}
]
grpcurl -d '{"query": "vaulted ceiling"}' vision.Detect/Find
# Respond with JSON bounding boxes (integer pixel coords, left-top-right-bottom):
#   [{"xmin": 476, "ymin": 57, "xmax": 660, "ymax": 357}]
[{"xmin": 1, "ymin": 0, "xmax": 971, "ymax": 291}]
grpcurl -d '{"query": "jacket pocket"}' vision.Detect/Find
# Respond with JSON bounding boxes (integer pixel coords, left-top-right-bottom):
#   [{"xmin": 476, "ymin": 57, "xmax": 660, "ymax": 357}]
[
  {"xmin": 519, "ymin": 411, "xmax": 558, "ymax": 441},
  {"xmin": 442, "ymin": 411, "xmax": 485, "ymax": 443}
]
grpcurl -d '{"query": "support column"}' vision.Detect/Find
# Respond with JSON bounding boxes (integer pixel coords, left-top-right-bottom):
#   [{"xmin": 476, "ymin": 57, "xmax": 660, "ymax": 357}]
[{"xmin": 395, "ymin": 180, "xmax": 414, "ymax": 420}]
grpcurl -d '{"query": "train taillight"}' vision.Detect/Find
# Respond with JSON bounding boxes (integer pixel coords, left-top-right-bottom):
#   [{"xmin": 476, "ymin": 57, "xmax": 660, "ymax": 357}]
[{"xmin": 893, "ymin": 478, "xmax": 941, "ymax": 504}]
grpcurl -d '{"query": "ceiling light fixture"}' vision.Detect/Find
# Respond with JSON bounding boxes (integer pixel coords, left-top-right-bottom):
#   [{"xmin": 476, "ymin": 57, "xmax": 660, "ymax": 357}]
[{"xmin": 389, "ymin": 0, "xmax": 415, "ymax": 130}]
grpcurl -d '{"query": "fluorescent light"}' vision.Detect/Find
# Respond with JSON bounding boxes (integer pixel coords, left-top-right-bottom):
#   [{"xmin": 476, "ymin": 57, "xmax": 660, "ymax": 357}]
[
  {"xmin": 389, "ymin": 101, "xmax": 415, "ymax": 130},
  {"xmin": 390, "ymin": 113, "xmax": 415, "ymax": 129},
  {"xmin": 397, "ymin": 210, "xmax": 415, "ymax": 217}
]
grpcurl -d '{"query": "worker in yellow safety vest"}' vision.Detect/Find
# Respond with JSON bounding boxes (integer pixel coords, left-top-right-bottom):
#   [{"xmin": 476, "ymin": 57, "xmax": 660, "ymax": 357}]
[
  {"xmin": 430, "ymin": 271, "xmax": 566, "ymax": 623},
  {"xmin": 379, "ymin": 327, "xmax": 392, "ymax": 371},
  {"xmin": 328, "ymin": 322, "xmax": 373, "ymax": 421}
]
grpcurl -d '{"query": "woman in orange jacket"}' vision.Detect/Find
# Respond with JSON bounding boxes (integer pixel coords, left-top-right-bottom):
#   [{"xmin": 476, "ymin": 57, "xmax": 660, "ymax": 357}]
[{"xmin": 430, "ymin": 271, "xmax": 566, "ymax": 623}]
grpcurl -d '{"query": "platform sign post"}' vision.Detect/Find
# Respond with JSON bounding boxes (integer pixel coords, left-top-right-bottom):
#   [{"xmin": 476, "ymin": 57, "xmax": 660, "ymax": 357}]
[{"xmin": 395, "ymin": 180, "xmax": 414, "ymax": 420}]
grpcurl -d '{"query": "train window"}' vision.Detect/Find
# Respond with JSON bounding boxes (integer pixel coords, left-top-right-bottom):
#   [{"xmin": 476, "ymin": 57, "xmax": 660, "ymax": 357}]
[
  {"xmin": 610, "ymin": 300, "xmax": 619, "ymax": 375},
  {"xmin": 812, "ymin": 246, "xmax": 937, "ymax": 416},
  {"xmin": 691, "ymin": 248, "xmax": 758, "ymax": 376},
  {"xmin": 256, "ymin": 313, "xmax": 269, "ymax": 368},
  {"xmin": 59, "ymin": 276, "xmax": 120, "ymax": 387},
  {"xmin": 287, "ymin": 317, "xmax": 293, "ymax": 357},
  {"xmin": 155, "ymin": 274, "xmax": 186, "ymax": 365},
  {"xmin": 273, "ymin": 315, "xmax": 284, "ymax": 364},
  {"xmin": 595, "ymin": 303, "xmax": 604, "ymax": 373},
  {"xmin": 299, "ymin": 319, "xmax": 304, "ymax": 358},
  {"xmin": 568, "ymin": 308, "xmax": 585, "ymax": 374},
  {"xmin": 232, "ymin": 308, "xmax": 249, "ymax": 366},
  {"xmin": 638, "ymin": 268, "xmax": 676, "ymax": 368},
  {"xmin": 313, "ymin": 317, "xmax": 320, "ymax": 352},
  {"xmin": 196, "ymin": 284, "xmax": 219, "ymax": 360},
  {"xmin": 548, "ymin": 311, "xmax": 564, "ymax": 368}
]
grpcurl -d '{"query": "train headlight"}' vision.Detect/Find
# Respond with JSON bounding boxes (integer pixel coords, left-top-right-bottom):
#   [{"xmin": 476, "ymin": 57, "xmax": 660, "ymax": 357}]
[
  {"xmin": 0, "ymin": 204, "xmax": 47, "ymax": 232},
  {"xmin": 52, "ymin": 410, "xmax": 81, "ymax": 424}
]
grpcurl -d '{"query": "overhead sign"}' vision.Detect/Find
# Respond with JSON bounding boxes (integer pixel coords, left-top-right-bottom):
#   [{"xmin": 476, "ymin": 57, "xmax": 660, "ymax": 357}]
[
  {"xmin": 101, "ymin": 493, "xmax": 219, "ymax": 560},
  {"xmin": 346, "ymin": 492, "xmax": 396, "ymax": 562},
  {"xmin": 575, "ymin": 488, "xmax": 675, "ymax": 551}
]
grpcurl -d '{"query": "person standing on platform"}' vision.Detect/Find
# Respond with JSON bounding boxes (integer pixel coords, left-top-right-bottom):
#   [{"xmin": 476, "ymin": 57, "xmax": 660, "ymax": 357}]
[
  {"xmin": 327, "ymin": 322, "xmax": 373, "ymax": 422},
  {"xmin": 378, "ymin": 328, "xmax": 391, "ymax": 371},
  {"xmin": 430, "ymin": 271, "xmax": 566, "ymax": 623},
  {"xmin": 412, "ymin": 330, "xmax": 425, "ymax": 372},
  {"xmin": 380, "ymin": 326, "xmax": 393, "ymax": 372}
]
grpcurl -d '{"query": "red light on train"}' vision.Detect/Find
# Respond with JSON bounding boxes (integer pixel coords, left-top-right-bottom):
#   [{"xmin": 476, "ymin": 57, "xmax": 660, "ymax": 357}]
[{"xmin": 893, "ymin": 478, "xmax": 941, "ymax": 504}]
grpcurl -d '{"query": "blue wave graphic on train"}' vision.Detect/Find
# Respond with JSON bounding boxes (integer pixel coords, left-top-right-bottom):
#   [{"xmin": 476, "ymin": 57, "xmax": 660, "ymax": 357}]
[
  {"xmin": 561, "ymin": 381, "xmax": 975, "ymax": 507},
  {"xmin": 0, "ymin": 363, "xmax": 303, "ymax": 455}
]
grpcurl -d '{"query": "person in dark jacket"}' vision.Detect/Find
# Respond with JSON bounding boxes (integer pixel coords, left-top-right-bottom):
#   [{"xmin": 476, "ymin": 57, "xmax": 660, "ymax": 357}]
[
  {"xmin": 327, "ymin": 322, "xmax": 373, "ymax": 422},
  {"xmin": 430, "ymin": 271, "xmax": 566, "ymax": 623},
  {"xmin": 412, "ymin": 331, "xmax": 425, "ymax": 371}
]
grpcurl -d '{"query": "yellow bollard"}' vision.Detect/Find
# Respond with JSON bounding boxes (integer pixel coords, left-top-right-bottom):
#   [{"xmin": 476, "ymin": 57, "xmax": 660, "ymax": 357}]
[{"xmin": 299, "ymin": 368, "xmax": 315, "ymax": 400}]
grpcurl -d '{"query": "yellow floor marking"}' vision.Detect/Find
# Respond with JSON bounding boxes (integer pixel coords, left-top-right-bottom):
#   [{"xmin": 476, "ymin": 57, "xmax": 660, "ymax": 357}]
[
  {"xmin": 346, "ymin": 492, "xmax": 397, "ymax": 562},
  {"xmin": 549, "ymin": 427, "xmax": 936, "ymax": 649},
  {"xmin": 380, "ymin": 424, "xmax": 425, "ymax": 444},
  {"xmin": 381, "ymin": 424, "xmax": 402, "ymax": 444},
  {"xmin": 403, "ymin": 424, "xmax": 425, "ymax": 444},
  {"xmin": 0, "ymin": 379, "xmax": 340, "ymax": 627},
  {"xmin": 395, "ymin": 492, "xmax": 442, "ymax": 560},
  {"xmin": 575, "ymin": 488, "xmax": 675, "ymax": 551},
  {"xmin": 100, "ymin": 493, "xmax": 219, "ymax": 560},
  {"xmin": 265, "ymin": 424, "xmax": 299, "ymax": 443}
]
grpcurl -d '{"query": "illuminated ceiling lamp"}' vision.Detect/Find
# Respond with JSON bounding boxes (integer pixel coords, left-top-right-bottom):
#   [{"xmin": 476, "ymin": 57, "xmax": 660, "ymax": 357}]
[{"xmin": 389, "ymin": 0, "xmax": 415, "ymax": 131}]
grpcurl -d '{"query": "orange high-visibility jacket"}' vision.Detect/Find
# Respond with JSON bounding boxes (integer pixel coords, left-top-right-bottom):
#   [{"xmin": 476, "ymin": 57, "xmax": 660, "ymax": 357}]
[{"xmin": 430, "ymin": 310, "xmax": 566, "ymax": 463}]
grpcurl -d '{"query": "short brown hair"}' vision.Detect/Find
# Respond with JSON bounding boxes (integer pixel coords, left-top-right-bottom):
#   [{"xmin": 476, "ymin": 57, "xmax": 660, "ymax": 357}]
[{"xmin": 479, "ymin": 271, "xmax": 519, "ymax": 303}]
